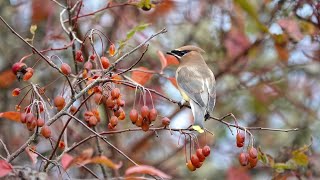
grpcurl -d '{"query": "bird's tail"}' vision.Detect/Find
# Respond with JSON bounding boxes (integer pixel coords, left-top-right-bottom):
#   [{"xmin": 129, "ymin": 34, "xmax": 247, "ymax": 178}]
[{"xmin": 190, "ymin": 100, "xmax": 205, "ymax": 133}]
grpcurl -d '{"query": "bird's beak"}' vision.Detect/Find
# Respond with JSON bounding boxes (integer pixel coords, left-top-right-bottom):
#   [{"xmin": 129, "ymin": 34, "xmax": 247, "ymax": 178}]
[
  {"xmin": 166, "ymin": 51, "xmax": 174, "ymax": 56},
  {"xmin": 166, "ymin": 51, "xmax": 180, "ymax": 62}
]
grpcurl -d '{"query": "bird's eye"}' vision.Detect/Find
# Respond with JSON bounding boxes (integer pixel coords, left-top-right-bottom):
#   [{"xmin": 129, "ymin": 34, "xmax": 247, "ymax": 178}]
[{"xmin": 171, "ymin": 50, "xmax": 190, "ymax": 57}]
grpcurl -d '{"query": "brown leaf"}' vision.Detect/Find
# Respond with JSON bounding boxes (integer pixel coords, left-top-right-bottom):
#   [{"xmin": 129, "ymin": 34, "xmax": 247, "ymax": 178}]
[
  {"xmin": 224, "ymin": 27, "xmax": 251, "ymax": 59},
  {"xmin": 61, "ymin": 153, "xmax": 74, "ymax": 170},
  {"xmin": 131, "ymin": 67, "xmax": 153, "ymax": 85},
  {"xmin": 125, "ymin": 165, "xmax": 172, "ymax": 179},
  {"xmin": 87, "ymin": 156, "xmax": 122, "ymax": 170},
  {"xmin": 0, "ymin": 111, "xmax": 21, "ymax": 122},
  {"xmin": 0, "ymin": 160, "xmax": 13, "ymax": 178},
  {"xmin": 227, "ymin": 167, "xmax": 251, "ymax": 180},
  {"xmin": 157, "ymin": 50, "xmax": 167, "ymax": 70},
  {"xmin": 0, "ymin": 70, "xmax": 16, "ymax": 88}
]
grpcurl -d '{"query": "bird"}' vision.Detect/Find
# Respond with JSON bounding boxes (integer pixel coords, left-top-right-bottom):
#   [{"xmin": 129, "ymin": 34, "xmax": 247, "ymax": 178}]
[{"xmin": 167, "ymin": 45, "xmax": 216, "ymax": 132}]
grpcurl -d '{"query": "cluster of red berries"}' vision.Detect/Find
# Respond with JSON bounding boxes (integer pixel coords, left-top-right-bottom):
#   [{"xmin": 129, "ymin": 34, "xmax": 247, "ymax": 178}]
[
  {"xmin": 12, "ymin": 62, "xmax": 34, "ymax": 81},
  {"xmin": 129, "ymin": 105, "xmax": 160, "ymax": 131},
  {"xmin": 84, "ymin": 109, "xmax": 100, "ymax": 127},
  {"xmin": 19, "ymin": 104, "xmax": 51, "ymax": 138},
  {"xmin": 105, "ymin": 88, "xmax": 126, "ymax": 130},
  {"xmin": 236, "ymin": 132, "xmax": 258, "ymax": 168},
  {"xmin": 186, "ymin": 145, "xmax": 211, "ymax": 171}
]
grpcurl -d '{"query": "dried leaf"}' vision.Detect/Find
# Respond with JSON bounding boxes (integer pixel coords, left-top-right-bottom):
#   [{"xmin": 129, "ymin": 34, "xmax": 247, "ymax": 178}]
[
  {"xmin": 131, "ymin": 67, "xmax": 153, "ymax": 85},
  {"xmin": 0, "ymin": 160, "xmax": 13, "ymax": 178},
  {"xmin": 88, "ymin": 156, "xmax": 122, "ymax": 170},
  {"xmin": 224, "ymin": 27, "xmax": 250, "ymax": 59},
  {"xmin": 61, "ymin": 153, "xmax": 74, "ymax": 170},
  {"xmin": 25, "ymin": 146, "xmax": 38, "ymax": 165},
  {"xmin": 0, "ymin": 111, "xmax": 21, "ymax": 122},
  {"xmin": 0, "ymin": 70, "xmax": 16, "ymax": 88},
  {"xmin": 125, "ymin": 165, "xmax": 172, "ymax": 179}
]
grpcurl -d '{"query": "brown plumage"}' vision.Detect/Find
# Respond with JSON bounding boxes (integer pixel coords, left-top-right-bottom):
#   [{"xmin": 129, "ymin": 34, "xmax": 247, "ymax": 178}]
[{"xmin": 167, "ymin": 45, "xmax": 216, "ymax": 130}]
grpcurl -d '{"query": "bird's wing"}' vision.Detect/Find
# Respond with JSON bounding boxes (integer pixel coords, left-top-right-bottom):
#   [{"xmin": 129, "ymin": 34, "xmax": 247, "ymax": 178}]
[
  {"xmin": 176, "ymin": 66, "xmax": 209, "ymax": 107},
  {"xmin": 206, "ymin": 69, "xmax": 216, "ymax": 115}
]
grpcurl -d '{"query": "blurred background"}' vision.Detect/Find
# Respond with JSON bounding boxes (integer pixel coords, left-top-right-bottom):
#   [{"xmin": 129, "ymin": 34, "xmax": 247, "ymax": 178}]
[{"xmin": 0, "ymin": 0, "xmax": 320, "ymax": 179}]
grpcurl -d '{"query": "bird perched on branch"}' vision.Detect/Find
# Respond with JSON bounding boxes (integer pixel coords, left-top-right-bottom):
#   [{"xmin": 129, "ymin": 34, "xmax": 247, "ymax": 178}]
[{"xmin": 167, "ymin": 45, "xmax": 216, "ymax": 133}]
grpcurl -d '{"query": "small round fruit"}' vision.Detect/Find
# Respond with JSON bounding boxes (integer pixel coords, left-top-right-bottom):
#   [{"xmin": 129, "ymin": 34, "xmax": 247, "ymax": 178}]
[
  {"xmin": 94, "ymin": 93, "xmax": 103, "ymax": 105},
  {"xmin": 118, "ymin": 111, "xmax": 126, "ymax": 120},
  {"xmin": 101, "ymin": 56, "xmax": 110, "ymax": 69},
  {"xmin": 61, "ymin": 63, "xmax": 71, "ymax": 75},
  {"xmin": 196, "ymin": 148, "xmax": 206, "ymax": 162},
  {"xmin": 248, "ymin": 156, "xmax": 258, "ymax": 168},
  {"xmin": 248, "ymin": 147, "xmax": 258, "ymax": 159},
  {"xmin": 114, "ymin": 107, "xmax": 124, "ymax": 117},
  {"xmin": 75, "ymin": 50, "xmax": 83, "ymax": 62},
  {"xmin": 236, "ymin": 132, "xmax": 245, "ymax": 143},
  {"xmin": 149, "ymin": 108, "xmax": 158, "ymax": 121},
  {"xmin": 130, "ymin": 109, "xmax": 138, "ymax": 123},
  {"xmin": 54, "ymin": 96, "xmax": 65, "ymax": 107},
  {"xmin": 20, "ymin": 113, "xmax": 27, "ymax": 123},
  {"xmin": 88, "ymin": 116, "xmax": 98, "ymax": 126},
  {"xmin": 202, "ymin": 145, "xmax": 211, "ymax": 157},
  {"xmin": 23, "ymin": 71, "xmax": 33, "ymax": 81},
  {"xmin": 111, "ymin": 88, "xmax": 120, "ymax": 99},
  {"xmin": 37, "ymin": 118, "xmax": 45, "ymax": 127},
  {"xmin": 25, "ymin": 113, "xmax": 34, "ymax": 124},
  {"xmin": 12, "ymin": 88, "xmax": 21, "ymax": 96},
  {"xmin": 186, "ymin": 160, "xmax": 196, "ymax": 171},
  {"xmin": 238, "ymin": 152, "xmax": 249, "ymax": 166},
  {"xmin": 117, "ymin": 99, "xmax": 125, "ymax": 107},
  {"xmin": 84, "ymin": 61, "xmax": 93, "ymax": 70},
  {"xmin": 191, "ymin": 154, "xmax": 201, "ymax": 168},
  {"xmin": 89, "ymin": 54, "xmax": 96, "ymax": 61},
  {"xmin": 161, "ymin": 117, "xmax": 170, "ymax": 126},
  {"xmin": 237, "ymin": 142, "xmax": 244, "ymax": 148},
  {"xmin": 108, "ymin": 123, "xmax": 114, "ymax": 130},
  {"xmin": 106, "ymin": 96, "xmax": 115, "ymax": 109},
  {"xmin": 140, "ymin": 106, "xmax": 150, "ymax": 119},
  {"xmin": 70, "ymin": 105, "xmax": 77, "ymax": 114},
  {"xmin": 136, "ymin": 115, "xmax": 143, "ymax": 127},
  {"xmin": 110, "ymin": 116, "xmax": 118, "ymax": 127},
  {"xmin": 41, "ymin": 125, "xmax": 51, "ymax": 138}
]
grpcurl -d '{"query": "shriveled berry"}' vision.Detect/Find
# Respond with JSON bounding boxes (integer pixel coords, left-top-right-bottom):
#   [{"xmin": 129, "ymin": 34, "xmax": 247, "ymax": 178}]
[
  {"xmin": 12, "ymin": 88, "xmax": 21, "ymax": 96},
  {"xmin": 108, "ymin": 123, "xmax": 114, "ymax": 130},
  {"xmin": 38, "ymin": 103, "xmax": 44, "ymax": 113},
  {"xmin": 186, "ymin": 160, "xmax": 196, "ymax": 171},
  {"xmin": 58, "ymin": 141, "xmax": 65, "ymax": 149},
  {"xmin": 141, "ymin": 120, "xmax": 150, "ymax": 131},
  {"xmin": 191, "ymin": 154, "xmax": 201, "ymax": 168},
  {"xmin": 149, "ymin": 108, "xmax": 158, "ymax": 121},
  {"xmin": 41, "ymin": 125, "xmax": 51, "ymax": 138},
  {"xmin": 196, "ymin": 148, "xmax": 206, "ymax": 162},
  {"xmin": 88, "ymin": 116, "xmax": 98, "ymax": 126},
  {"xmin": 114, "ymin": 107, "xmax": 124, "ymax": 117},
  {"xmin": 111, "ymin": 88, "xmax": 120, "ymax": 99},
  {"xmin": 248, "ymin": 147, "xmax": 258, "ymax": 159},
  {"xmin": 101, "ymin": 56, "xmax": 110, "ymax": 69},
  {"xmin": 130, "ymin": 109, "xmax": 138, "ymax": 124},
  {"xmin": 161, "ymin": 117, "xmax": 170, "ymax": 126},
  {"xmin": 237, "ymin": 141, "xmax": 244, "ymax": 148},
  {"xmin": 106, "ymin": 96, "xmax": 115, "ymax": 109},
  {"xmin": 75, "ymin": 50, "xmax": 83, "ymax": 62},
  {"xmin": 61, "ymin": 63, "xmax": 71, "ymax": 75},
  {"xmin": 110, "ymin": 116, "xmax": 118, "ymax": 127},
  {"xmin": 54, "ymin": 96, "xmax": 65, "ymax": 107},
  {"xmin": 238, "ymin": 152, "xmax": 249, "ymax": 166},
  {"xmin": 202, "ymin": 145, "xmax": 211, "ymax": 157},
  {"xmin": 140, "ymin": 106, "xmax": 150, "ymax": 119},
  {"xmin": 70, "ymin": 105, "xmax": 77, "ymax": 114},
  {"xmin": 117, "ymin": 98, "xmax": 125, "ymax": 107}
]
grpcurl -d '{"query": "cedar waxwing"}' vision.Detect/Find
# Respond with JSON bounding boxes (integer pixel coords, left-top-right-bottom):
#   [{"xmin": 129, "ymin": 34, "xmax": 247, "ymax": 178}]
[{"xmin": 167, "ymin": 45, "xmax": 216, "ymax": 132}]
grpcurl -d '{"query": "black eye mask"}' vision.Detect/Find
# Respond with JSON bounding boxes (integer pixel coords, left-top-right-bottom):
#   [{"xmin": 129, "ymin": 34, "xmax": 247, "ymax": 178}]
[{"xmin": 170, "ymin": 50, "xmax": 191, "ymax": 57}]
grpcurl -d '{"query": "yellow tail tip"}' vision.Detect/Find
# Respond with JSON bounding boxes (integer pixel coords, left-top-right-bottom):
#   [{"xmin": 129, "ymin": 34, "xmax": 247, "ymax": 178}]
[{"xmin": 192, "ymin": 125, "xmax": 204, "ymax": 133}]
